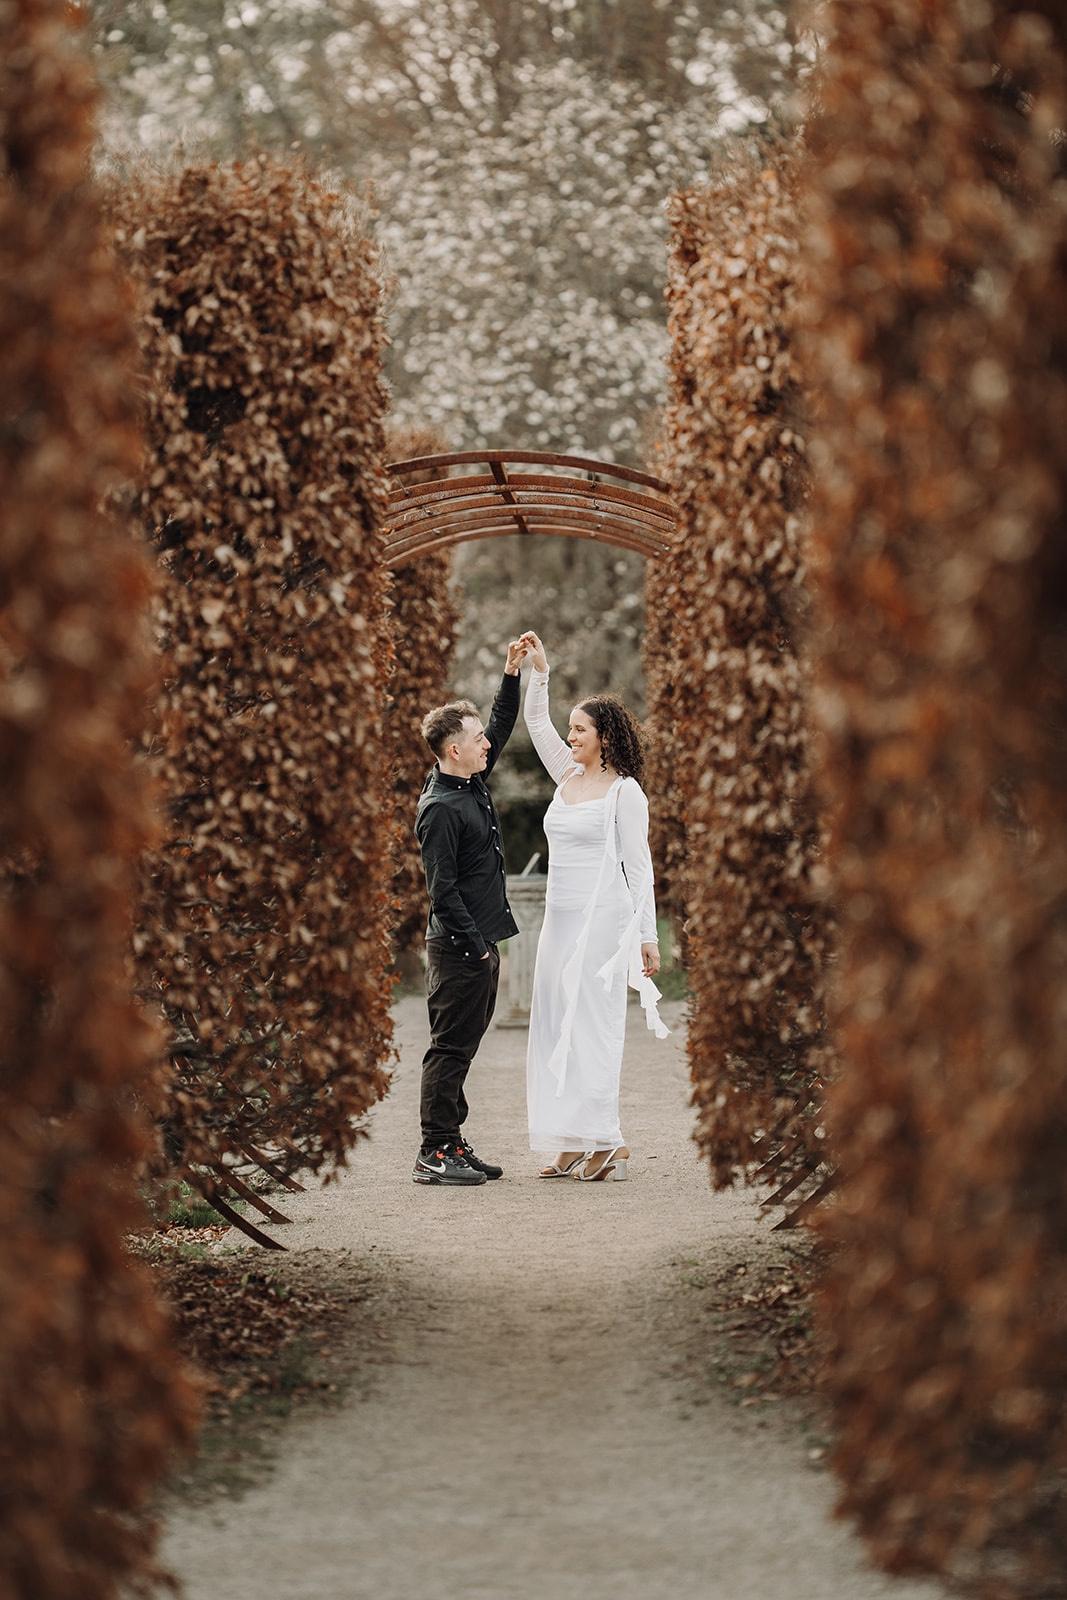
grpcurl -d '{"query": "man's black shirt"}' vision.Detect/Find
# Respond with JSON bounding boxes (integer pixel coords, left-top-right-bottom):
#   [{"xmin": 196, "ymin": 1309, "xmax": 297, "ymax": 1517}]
[{"xmin": 414, "ymin": 671, "xmax": 520, "ymax": 961}]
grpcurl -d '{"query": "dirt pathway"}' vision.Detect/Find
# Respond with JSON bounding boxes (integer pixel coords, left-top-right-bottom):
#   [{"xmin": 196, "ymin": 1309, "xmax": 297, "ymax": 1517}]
[{"xmin": 162, "ymin": 997, "xmax": 946, "ymax": 1600}]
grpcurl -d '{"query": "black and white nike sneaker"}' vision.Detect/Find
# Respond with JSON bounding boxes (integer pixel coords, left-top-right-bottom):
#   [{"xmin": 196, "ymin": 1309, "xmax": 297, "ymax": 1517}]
[
  {"xmin": 412, "ymin": 1143, "xmax": 487, "ymax": 1186},
  {"xmin": 460, "ymin": 1139, "xmax": 503, "ymax": 1180}
]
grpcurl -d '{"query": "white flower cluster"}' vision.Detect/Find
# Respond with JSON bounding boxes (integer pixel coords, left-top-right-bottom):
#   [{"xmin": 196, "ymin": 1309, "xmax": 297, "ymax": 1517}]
[{"xmin": 372, "ymin": 58, "xmax": 748, "ymax": 463}]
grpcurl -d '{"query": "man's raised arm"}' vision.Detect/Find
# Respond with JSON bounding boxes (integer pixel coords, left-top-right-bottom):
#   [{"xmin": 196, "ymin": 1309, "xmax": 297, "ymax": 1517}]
[{"xmin": 483, "ymin": 638, "xmax": 525, "ymax": 777}]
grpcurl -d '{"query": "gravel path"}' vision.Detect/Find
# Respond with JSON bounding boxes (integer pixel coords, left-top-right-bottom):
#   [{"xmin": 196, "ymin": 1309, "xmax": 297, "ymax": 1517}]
[{"xmin": 162, "ymin": 996, "xmax": 947, "ymax": 1600}]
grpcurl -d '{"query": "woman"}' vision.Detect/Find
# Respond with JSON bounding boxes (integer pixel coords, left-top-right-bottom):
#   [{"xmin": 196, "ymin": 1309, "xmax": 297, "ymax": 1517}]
[{"xmin": 520, "ymin": 630, "xmax": 668, "ymax": 1182}]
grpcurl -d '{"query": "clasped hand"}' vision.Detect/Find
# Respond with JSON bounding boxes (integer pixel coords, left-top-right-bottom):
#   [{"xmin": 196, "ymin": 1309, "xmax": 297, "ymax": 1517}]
[
  {"xmin": 504, "ymin": 630, "xmax": 548, "ymax": 674},
  {"xmin": 518, "ymin": 630, "xmax": 548, "ymax": 672}
]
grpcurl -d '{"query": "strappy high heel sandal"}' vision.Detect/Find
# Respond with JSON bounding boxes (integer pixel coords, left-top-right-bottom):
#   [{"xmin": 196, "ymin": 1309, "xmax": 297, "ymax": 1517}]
[
  {"xmin": 574, "ymin": 1147, "xmax": 629, "ymax": 1182},
  {"xmin": 537, "ymin": 1152, "xmax": 588, "ymax": 1178}
]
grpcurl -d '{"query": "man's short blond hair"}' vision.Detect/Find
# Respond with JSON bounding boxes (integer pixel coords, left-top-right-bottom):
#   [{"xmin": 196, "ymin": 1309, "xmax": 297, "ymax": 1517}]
[{"xmin": 421, "ymin": 699, "xmax": 480, "ymax": 759}]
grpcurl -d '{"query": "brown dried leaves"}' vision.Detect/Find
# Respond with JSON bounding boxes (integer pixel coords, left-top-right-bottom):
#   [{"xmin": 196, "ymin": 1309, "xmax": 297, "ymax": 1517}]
[
  {"xmin": 0, "ymin": 6, "xmax": 198, "ymax": 1596},
  {"xmin": 383, "ymin": 426, "xmax": 459, "ymax": 956},
  {"xmin": 803, "ymin": 3, "xmax": 1067, "ymax": 1587},
  {"xmin": 112, "ymin": 156, "xmax": 396, "ymax": 1183},
  {"xmin": 654, "ymin": 148, "xmax": 834, "ymax": 1192}
]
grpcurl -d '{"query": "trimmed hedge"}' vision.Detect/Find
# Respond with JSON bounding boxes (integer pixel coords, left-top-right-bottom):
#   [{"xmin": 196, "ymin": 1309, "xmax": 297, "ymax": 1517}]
[
  {"xmin": 0, "ymin": 6, "xmax": 198, "ymax": 1595},
  {"xmin": 803, "ymin": 4, "xmax": 1067, "ymax": 1588},
  {"xmin": 656, "ymin": 149, "xmax": 833, "ymax": 1189},
  {"xmin": 641, "ymin": 546, "xmax": 687, "ymax": 932},
  {"xmin": 112, "ymin": 158, "xmax": 395, "ymax": 1182},
  {"xmin": 383, "ymin": 426, "xmax": 458, "ymax": 957}
]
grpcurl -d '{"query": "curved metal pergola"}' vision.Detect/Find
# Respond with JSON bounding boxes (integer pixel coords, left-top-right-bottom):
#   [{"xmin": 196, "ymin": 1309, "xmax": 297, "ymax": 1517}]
[{"xmin": 382, "ymin": 449, "xmax": 677, "ymax": 568}]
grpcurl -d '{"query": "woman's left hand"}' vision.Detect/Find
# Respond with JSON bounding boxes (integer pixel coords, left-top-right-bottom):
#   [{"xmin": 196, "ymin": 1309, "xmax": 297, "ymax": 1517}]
[{"xmin": 641, "ymin": 943, "xmax": 660, "ymax": 978}]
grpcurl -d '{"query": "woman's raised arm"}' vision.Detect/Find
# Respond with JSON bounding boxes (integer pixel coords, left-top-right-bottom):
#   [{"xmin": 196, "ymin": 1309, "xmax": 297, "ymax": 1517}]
[{"xmin": 520, "ymin": 633, "xmax": 575, "ymax": 787}]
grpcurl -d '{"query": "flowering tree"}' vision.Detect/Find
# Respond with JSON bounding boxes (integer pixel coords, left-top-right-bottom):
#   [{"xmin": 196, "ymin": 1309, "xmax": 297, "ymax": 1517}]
[
  {"xmin": 92, "ymin": 2, "xmax": 793, "ymax": 466},
  {"xmin": 89, "ymin": 2, "xmax": 798, "ymax": 712},
  {"xmin": 375, "ymin": 62, "xmax": 734, "ymax": 461}
]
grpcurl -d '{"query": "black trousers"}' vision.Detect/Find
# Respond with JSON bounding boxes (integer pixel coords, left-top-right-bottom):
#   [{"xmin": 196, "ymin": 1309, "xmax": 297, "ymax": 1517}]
[{"xmin": 420, "ymin": 941, "xmax": 500, "ymax": 1148}]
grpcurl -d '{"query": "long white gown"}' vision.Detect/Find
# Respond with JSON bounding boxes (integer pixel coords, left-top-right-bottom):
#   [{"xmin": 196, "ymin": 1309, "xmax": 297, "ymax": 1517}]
[{"xmin": 524, "ymin": 668, "xmax": 669, "ymax": 1154}]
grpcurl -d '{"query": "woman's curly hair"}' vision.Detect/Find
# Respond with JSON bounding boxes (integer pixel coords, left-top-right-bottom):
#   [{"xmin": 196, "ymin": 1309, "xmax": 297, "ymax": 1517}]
[{"xmin": 578, "ymin": 694, "xmax": 646, "ymax": 783}]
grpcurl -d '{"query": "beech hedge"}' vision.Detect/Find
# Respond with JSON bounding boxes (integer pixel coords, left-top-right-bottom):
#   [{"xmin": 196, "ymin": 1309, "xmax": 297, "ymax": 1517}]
[
  {"xmin": 803, "ymin": 4, "xmax": 1067, "ymax": 1589},
  {"xmin": 383, "ymin": 426, "xmax": 458, "ymax": 957},
  {"xmin": 112, "ymin": 158, "xmax": 396, "ymax": 1183},
  {"xmin": 654, "ymin": 149, "xmax": 834, "ymax": 1191},
  {"xmin": 0, "ymin": 6, "xmax": 197, "ymax": 1595}
]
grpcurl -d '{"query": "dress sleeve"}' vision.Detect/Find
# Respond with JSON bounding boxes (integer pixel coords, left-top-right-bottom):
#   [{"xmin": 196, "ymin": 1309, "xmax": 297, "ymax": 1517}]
[
  {"xmin": 616, "ymin": 779, "xmax": 659, "ymax": 945},
  {"xmin": 523, "ymin": 669, "xmax": 577, "ymax": 788}
]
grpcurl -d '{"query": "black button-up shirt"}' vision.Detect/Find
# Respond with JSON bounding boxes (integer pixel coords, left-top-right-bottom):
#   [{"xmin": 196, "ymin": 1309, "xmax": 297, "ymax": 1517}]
[{"xmin": 414, "ymin": 671, "xmax": 521, "ymax": 960}]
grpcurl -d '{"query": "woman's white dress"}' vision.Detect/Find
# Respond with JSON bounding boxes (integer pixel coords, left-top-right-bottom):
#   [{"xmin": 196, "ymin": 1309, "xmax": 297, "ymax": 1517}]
[{"xmin": 524, "ymin": 668, "xmax": 669, "ymax": 1154}]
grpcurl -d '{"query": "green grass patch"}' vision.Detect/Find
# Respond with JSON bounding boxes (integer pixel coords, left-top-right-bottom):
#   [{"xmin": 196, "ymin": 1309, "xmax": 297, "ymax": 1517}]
[{"xmin": 167, "ymin": 1181, "xmax": 230, "ymax": 1229}]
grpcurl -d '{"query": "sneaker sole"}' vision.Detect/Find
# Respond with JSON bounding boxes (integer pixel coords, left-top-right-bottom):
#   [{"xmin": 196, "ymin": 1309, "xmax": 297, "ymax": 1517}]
[{"xmin": 412, "ymin": 1170, "xmax": 488, "ymax": 1186}]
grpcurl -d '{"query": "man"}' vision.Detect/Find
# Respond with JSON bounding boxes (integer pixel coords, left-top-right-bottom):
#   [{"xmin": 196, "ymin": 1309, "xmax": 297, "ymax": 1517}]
[{"xmin": 412, "ymin": 638, "xmax": 527, "ymax": 1186}]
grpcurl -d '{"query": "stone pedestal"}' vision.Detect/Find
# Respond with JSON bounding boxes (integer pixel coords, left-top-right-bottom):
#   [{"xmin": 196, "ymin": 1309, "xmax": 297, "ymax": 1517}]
[{"xmin": 495, "ymin": 874, "xmax": 547, "ymax": 1028}]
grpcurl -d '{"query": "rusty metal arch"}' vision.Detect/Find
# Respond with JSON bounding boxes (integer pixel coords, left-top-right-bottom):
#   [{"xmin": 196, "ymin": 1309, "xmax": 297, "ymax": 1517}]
[{"xmin": 383, "ymin": 449, "xmax": 677, "ymax": 568}]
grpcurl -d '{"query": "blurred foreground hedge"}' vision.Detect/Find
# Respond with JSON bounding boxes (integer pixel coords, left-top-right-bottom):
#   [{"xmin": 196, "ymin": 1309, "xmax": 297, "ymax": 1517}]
[
  {"xmin": 0, "ymin": 5, "xmax": 198, "ymax": 1595},
  {"xmin": 804, "ymin": 3, "xmax": 1067, "ymax": 1590}
]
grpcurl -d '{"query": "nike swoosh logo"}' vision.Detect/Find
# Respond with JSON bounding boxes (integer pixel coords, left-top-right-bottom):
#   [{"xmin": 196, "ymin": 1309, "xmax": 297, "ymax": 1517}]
[{"xmin": 420, "ymin": 1160, "xmax": 447, "ymax": 1173}]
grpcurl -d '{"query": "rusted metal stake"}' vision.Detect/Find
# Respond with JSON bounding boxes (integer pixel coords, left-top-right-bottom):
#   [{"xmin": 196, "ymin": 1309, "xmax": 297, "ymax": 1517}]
[
  {"xmin": 762, "ymin": 1159, "xmax": 823, "ymax": 1211},
  {"xmin": 239, "ymin": 1142, "xmax": 306, "ymax": 1192},
  {"xmin": 772, "ymin": 1172, "xmax": 837, "ymax": 1232},
  {"xmin": 204, "ymin": 1190, "xmax": 286, "ymax": 1250},
  {"xmin": 211, "ymin": 1165, "xmax": 293, "ymax": 1226}
]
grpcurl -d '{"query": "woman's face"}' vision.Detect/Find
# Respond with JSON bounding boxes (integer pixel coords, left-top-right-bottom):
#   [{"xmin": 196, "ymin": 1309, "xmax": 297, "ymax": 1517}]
[{"xmin": 567, "ymin": 706, "xmax": 601, "ymax": 770}]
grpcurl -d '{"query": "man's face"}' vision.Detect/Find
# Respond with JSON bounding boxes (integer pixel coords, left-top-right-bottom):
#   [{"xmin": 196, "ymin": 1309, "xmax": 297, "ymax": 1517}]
[{"xmin": 448, "ymin": 715, "xmax": 490, "ymax": 777}]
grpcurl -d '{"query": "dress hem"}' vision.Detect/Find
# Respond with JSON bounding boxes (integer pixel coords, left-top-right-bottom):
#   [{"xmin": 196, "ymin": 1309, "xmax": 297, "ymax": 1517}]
[{"xmin": 530, "ymin": 1137, "xmax": 625, "ymax": 1155}]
